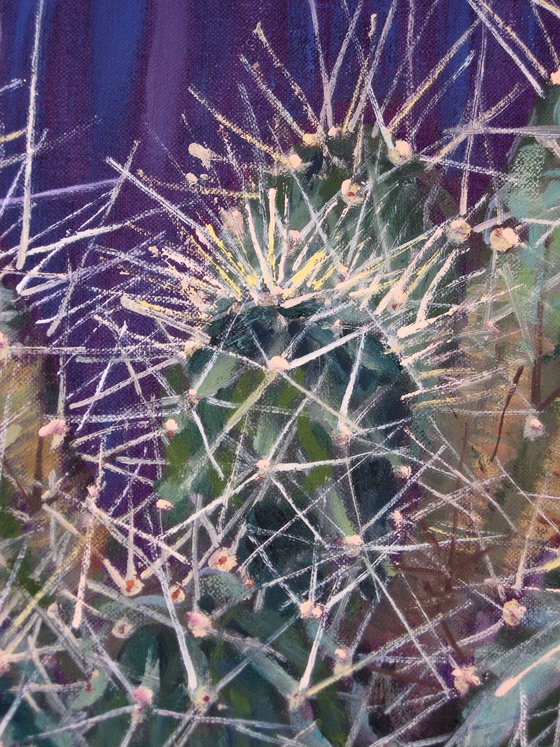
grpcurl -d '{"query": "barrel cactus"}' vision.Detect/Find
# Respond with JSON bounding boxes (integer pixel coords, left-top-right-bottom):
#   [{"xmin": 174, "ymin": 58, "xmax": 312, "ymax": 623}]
[
  {"xmin": 105, "ymin": 116, "xmax": 475, "ymax": 743},
  {"xmin": 3, "ymin": 9, "xmax": 560, "ymax": 747}
]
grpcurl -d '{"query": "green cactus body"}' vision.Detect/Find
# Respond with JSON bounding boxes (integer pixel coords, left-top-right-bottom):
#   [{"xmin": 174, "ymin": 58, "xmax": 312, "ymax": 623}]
[{"xmin": 137, "ymin": 123, "xmax": 474, "ymax": 744}]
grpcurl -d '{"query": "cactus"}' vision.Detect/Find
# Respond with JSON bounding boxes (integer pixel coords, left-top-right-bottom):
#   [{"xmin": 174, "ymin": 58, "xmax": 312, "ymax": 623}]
[
  {"xmin": 2, "ymin": 7, "xmax": 560, "ymax": 747},
  {"xmin": 436, "ymin": 78, "xmax": 560, "ymax": 747},
  {"xmin": 0, "ymin": 82, "xmax": 475, "ymax": 747},
  {"xmin": 91, "ymin": 89, "xmax": 482, "ymax": 745}
]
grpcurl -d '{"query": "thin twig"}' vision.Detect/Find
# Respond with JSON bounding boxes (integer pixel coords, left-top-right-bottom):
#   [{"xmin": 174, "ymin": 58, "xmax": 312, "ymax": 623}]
[
  {"xmin": 538, "ymin": 384, "xmax": 560, "ymax": 412},
  {"xmin": 490, "ymin": 365, "xmax": 524, "ymax": 462}
]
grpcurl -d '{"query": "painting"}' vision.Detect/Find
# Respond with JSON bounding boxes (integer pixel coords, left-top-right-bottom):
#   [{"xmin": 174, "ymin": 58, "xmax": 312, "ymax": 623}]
[{"xmin": 1, "ymin": 1, "xmax": 560, "ymax": 744}]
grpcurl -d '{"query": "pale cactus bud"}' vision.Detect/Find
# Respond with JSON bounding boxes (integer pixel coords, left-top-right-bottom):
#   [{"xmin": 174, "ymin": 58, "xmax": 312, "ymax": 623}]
[
  {"xmin": 79, "ymin": 512, "xmax": 96, "ymax": 531},
  {"xmin": 388, "ymin": 139, "xmax": 413, "ymax": 166},
  {"xmin": 299, "ymin": 599, "xmax": 324, "ymax": 619},
  {"xmin": 38, "ymin": 418, "xmax": 67, "ymax": 438},
  {"xmin": 287, "ymin": 152, "xmax": 303, "ymax": 170},
  {"xmin": 447, "ymin": 218, "xmax": 472, "ymax": 244},
  {"xmin": 302, "ymin": 132, "xmax": 322, "ymax": 146},
  {"xmin": 502, "ymin": 599, "xmax": 526, "ymax": 627},
  {"xmin": 239, "ymin": 567, "xmax": 255, "ymax": 589},
  {"xmin": 188, "ymin": 142, "xmax": 213, "ymax": 169},
  {"xmin": 485, "ymin": 320, "xmax": 500, "ymax": 336},
  {"xmin": 0, "ymin": 650, "xmax": 11, "ymax": 675},
  {"xmin": 524, "ymin": 415, "xmax": 544, "ymax": 441},
  {"xmin": 328, "ymin": 126, "xmax": 341, "ymax": 138},
  {"xmin": 390, "ymin": 509, "xmax": 405, "ymax": 530},
  {"xmin": 452, "ymin": 665, "xmax": 481, "ymax": 695},
  {"xmin": 47, "ymin": 603, "xmax": 59, "ymax": 619},
  {"xmin": 164, "ymin": 418, "xmax": 179, "ymax": 438},
  {"xmin": 112, "ymin": 618, "xmax": 134, "ymax": 639},
  {"xmin": 287, "ymin": 229, "xmax": 302, "ymax": 253},
  {"xmin": 340, "ymin": 178, "xmax": 363, "ymax": 205},
  {"xmin": 186, "ymin": 388, "xmax": 201, "ymax": 406},
  {"xmin": 186, "ymin": 611, "xmax": 214, "ymax": 638},
  {"xmin": 389, "ymin": 288, "xmax": 408, "ymax": 312},
  {"xmin": 268, "ymin": 355, "xmax": 290, "ymax": 372},
  {"xmin": 156, "ymin": 499, "xmax": 173, "ymax": 510},
  {"xmin": 489, "ymin": 226, "xmax": 520, "ymax": 252},
  {"xmin": 208, "ymin": 547, "xmax": 238, "ymax": 573},
  {"xmin": 340, "ymin": 534, "xmax": 363, "ymax": 557},
  {"xmin": 393, "ymin": 465, "xmax": 412, "ymax": 480},
  {"xmin": 333, "ymin": 648, "xmax": 350, "ymax": 677},
  {"xmin": 551, "ymin": 67, "xmax": 560, "ymax": 85},
  {"xmin": 132, "ymin": 686, "xmax": 153, "ymax": 706},
  {"xmin": 192, "ymin": 685, "xmax": 213, "ymax": 709},
  {"xmin": 256, "ymin": 459, "xmax": 271, "ymax": 478},
  {"xmin": 335, "ymin": 424, "xmax": 353, "ymax": 445},
  {"xmin": 287, "ymin": 690, "xmax": 305, "ymax": 711},
  {"xmin": 183, "ymin": 334, "xmax": 204, "ymax": 356}
]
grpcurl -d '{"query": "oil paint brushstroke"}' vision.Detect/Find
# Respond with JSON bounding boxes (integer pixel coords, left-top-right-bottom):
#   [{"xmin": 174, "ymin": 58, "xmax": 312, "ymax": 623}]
[{"xmin": 0, "ymin": 1, "xmax": 560, "ymax": 745}]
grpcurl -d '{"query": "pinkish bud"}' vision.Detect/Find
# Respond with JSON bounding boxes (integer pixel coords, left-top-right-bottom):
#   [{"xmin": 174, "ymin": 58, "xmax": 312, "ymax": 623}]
[
  {"xmin": 388, "ymin": 139, "xmax": 413, "ymax": 166},
  {"xmin": 186, "ymin": 611, "xmax": 213, "ymax": 639},
  {"xmin": 156, "ymin": 499, "xmax": 173, "ymax": 511},
  {"xmin": 208, "ymin": 547, "xmax": 238, "ymax": 573},
  {"xmin": 489, "ymin": 226, "xmax": 520, "ymax": 252},
  {"xmin": 302, "ymin": 132, "xmax": 322, "ymax": 147},
  {"xmin": 452, "ymin": 665, "xmax": 481, "ymax": 695},
  {"xmin": 524, "ymin": 415, "xmax": 544, "ymax": 441},
  {"xmin": 268, "ymin": 355, "xmax": 290, "ymax": 372},
  {"xmin": 220, "ymin": 208, "xmax": 245, "ymax": 237},
  {"xmin": 447, "ymin": 218, "xmax": 472, "ymax": 244},
  {"xmin": 186, "ymin": 388, "xmax": 201, "ymax": 406},
  {"xmin": 334, "ymin": 425, "xmax": 353, "ymax": 445},
  {"xmin": 299, "ymin": 599, "xmax": 324, "ymax": 619},
  {"xmin": 0, "ymin": 332, "xmax": 9, "ymax": 363},
  {"xmin": 256, "ymin": 459, "xmax": 271, "ymax": 478},
  {"xmin": 502, "ymin": 599, "xmax": 526, "ymax": 627},
  {"xmin": 390, "ymin": 509, "xmax": 405, "ymax": 530},
  {"xmin": 393, "ymin": 465, "xmax": 412, "ymax": 480},
  {"xmin": 112, "ymin": 619, "xmax": 134, "ymax": 639},
  {"xmin": 38, "ymin": 418, "xmax": 67, "ymax": 438},
  {"xmin": 287, "ymin": 152, "xmax": 303, "ymax": 170},
  {"xmin": 132, "ymin": 686, "xmax": 153, "ymax": 706},
  {"xmin": 164, "ymin": 418, "xmax": 179, "ymax": 438},
  {"xmin": 339, "ymin": 534, "xmax": 363, "ymax": 557},
  {"xmin": 86, "ymin": 484, "xmax": 99, "ymax": 498},
  {"xmin": 192, "ymin": 685, "xmax": 214, "ymax": 709},
  {"xmin": 484, "ymin": 320, "xmax": 500, "ymax": 336},
  {"xmin": 340, "ymin": 179, "xmax": 363, "ymax": 205}
]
